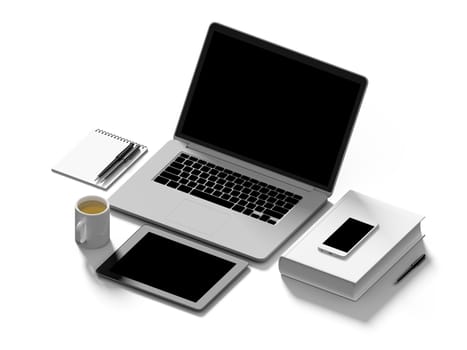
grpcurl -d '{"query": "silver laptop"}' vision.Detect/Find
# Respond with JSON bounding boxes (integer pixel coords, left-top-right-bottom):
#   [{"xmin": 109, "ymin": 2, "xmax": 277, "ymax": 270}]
[{"xmin": 110, "ymin": 23, "xmax": 367, "ymax": 261}]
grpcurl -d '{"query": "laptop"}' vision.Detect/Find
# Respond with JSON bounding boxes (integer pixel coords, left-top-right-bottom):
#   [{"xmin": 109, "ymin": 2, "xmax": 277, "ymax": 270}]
[{"xmin": 110, "ymin": 23, "xmax": 367, "ymax": 261}]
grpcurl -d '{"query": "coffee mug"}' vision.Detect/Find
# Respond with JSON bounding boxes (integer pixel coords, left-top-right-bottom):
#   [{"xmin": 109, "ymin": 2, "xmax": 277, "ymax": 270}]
[{"xmin": 75, "ymin": 195, "xmax": 110, "ymax": 248}]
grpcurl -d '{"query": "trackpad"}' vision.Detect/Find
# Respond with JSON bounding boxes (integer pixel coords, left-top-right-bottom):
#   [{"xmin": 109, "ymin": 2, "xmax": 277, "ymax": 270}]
[{"xmin": 166, "ymin": 200, "xmax": 230, "ymax": 236}]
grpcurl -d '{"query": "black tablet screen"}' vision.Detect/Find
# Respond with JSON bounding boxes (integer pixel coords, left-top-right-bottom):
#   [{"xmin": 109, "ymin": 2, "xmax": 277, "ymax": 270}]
[{"xmin": 110, "ymin": 233, "xmax": 235, "ymax": 302}]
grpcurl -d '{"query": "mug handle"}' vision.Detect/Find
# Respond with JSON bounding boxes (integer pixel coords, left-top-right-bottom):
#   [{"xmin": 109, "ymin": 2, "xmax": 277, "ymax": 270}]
[{"xmin": 76, "ymin": 221, "xmax": 87, "ymax": 244}]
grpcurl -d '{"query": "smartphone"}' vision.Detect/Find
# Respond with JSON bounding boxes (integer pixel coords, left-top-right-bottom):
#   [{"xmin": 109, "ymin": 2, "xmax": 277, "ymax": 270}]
[{"xmin": 318, "ymin": 218, "xmax": 378, "ymax": 258}]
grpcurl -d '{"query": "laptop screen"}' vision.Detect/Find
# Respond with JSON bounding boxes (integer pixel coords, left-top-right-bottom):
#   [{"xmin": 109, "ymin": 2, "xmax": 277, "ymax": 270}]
[{"xmin": 175, "ymin": 23, "xmax": 367, "ymax": 192}]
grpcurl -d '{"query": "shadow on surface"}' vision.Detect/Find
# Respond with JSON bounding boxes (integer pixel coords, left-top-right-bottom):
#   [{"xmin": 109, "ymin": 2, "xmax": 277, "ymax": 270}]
[
  {"xmin": 78, "ymin": 241, "xmax": 125, "ymax": 293},
  {"xmin": 98, "ymin": 266, "xmax": 250, "ymax": 317},
  {"xmin": 282, "ymin": 242, "xmax": 431, "ymax": 322}
]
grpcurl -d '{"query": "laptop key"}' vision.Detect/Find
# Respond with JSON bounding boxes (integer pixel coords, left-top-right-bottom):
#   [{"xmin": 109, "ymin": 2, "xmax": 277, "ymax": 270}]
[
  {"xmin": 272, "ymin": 206, "xmax": 288, "ymax": 215},
  {"xmin": 154, "ymin": 176, "xmax": 169, "ymax": 185},
  {"xmin": 196, "ymin": 184, "xmax": 206, "ymax": 191},
  {"xmin": 266, "ymin": 196, "xmax": 277, "ymax": 203},
  {"xmin": 267, "ymin": 219, "xmax": 277, "ymax": 225},
  {"xmin": 178, "ymin": 185, "xmax": 191, "ymax": 193},
  {"xmin": 243, "ymin": 208, "xmax": 253, "ymax": 215},
  {"xmin": 255, "ymin": 205, "xmax": 266, "ymax": 213},
  {"xmin": 232, "ymin": 205, "xmax": 244, "ymax": 212},
  {"xmin": 234, "ymin": 177, "xmax": 244, "ymax": 184},
  {"xmin": 166, "ymin": 166, "xmax": 181, "ymax": 175},
  {"xmin": 264, "ymin": 208, "xmax": 283, "ymax": 219},
  {"xmin": 160, "ymin": 171, "xmax": 179, "ymax": 182},
  {"xmin": 276, "ymin": 193, "xmax": 286, "ymax": 200},
  {"xmin": 250, "ymin": 190, "xmax": 260, "ymax": 197},
  {"xmin": 260, "ymin": 214, "xmax": 270, "ymax": 222},
  {"xmin": 247, "ymin": 196, "xmax": 256, "ymax": 202},
  {"xmin": 171, "ymin": 162, "xmax": 184, "ymax": 169},
  {"xmin": 167, "ymin": 181, "xmax": 179, "ymax": 189},
  {"xmin": 285, "ymin": 196, "xmax": 300, "ymax": 205},
  {"xmin": 191, "ymin": 189, "xmax": 234, "ymax": 209}
]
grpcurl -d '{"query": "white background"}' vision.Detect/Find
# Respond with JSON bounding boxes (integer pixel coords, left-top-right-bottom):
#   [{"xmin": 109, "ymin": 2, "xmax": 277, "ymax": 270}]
[{"xmin": 1, "ymin": 1, "xmax": 466, "ymax": 348}]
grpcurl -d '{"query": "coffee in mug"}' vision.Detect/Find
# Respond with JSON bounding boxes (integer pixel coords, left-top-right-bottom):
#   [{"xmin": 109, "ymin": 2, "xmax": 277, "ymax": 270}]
[
  {"xmin": 78, "ymin": 200, "xmax": 107, "ymax": 214},
  {"xmin": 75, "ymin": 195, "xmax": 110, "ymax": 249}
]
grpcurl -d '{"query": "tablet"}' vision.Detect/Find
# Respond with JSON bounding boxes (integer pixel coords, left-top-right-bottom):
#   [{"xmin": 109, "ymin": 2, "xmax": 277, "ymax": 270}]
[{"xmin": 96, "ymin": 225, "xmax": 248, "ymax": 311}]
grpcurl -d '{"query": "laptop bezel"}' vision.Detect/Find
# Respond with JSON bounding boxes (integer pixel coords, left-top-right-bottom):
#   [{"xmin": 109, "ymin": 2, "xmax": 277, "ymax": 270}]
[{"xmin": 174, "ymin": 22, "xmax": 368, "ymax": 193}]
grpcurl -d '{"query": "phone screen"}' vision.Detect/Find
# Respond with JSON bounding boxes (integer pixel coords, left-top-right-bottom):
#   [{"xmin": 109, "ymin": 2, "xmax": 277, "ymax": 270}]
[{"xmin": 322, "ymin": 218, "xmax": 375, "ymax": 253}]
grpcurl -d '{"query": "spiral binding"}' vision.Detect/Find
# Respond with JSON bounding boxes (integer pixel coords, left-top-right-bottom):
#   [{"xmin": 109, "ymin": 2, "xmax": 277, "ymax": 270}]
[{"xmin": 95, "ymin": 129, "xmax": 147, "ymax": 149}]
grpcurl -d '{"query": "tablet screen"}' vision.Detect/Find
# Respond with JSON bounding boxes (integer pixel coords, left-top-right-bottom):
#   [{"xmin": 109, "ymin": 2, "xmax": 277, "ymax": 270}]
[{"xmin": 109, "ymin": 232, "xmax": 235, "ymax": 302}]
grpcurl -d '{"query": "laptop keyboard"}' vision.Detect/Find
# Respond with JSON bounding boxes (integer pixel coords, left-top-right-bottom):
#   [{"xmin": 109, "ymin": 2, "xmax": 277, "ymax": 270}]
[{"xmin": 153, "ymin": 153, "xmax": 303, "ymax": 225}]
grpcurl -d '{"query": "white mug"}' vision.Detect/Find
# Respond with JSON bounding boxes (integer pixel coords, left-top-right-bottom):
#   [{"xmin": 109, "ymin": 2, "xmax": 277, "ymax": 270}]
[{"xmin": 75, "ymin": 195, "xmax": 110, "ymax": 249}]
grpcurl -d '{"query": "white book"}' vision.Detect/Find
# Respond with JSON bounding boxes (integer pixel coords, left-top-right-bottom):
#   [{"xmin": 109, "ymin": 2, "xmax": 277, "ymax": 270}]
[
  {"xmin": 52, "ymin": 129, "xmax": 148, "ymax": 190},
  {"xmin": 279, "ymin": 190, "xmax": 424, "ymax": 301}
]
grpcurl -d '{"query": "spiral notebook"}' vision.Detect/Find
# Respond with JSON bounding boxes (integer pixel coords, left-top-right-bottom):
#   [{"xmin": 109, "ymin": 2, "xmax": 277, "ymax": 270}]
[{"xmin": 52, "ymin": 129, "xmax": 148, "ymax": 190}]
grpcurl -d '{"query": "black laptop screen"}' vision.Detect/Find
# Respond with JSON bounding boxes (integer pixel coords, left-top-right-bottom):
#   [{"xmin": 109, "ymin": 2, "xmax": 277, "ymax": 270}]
[{"xmin": 176, "ymin": 24, "xmax": 367, "ymax": 192}]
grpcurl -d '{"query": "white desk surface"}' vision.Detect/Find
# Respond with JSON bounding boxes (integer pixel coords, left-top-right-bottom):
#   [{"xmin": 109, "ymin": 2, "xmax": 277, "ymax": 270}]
[{"xmin": 1, "ymin": 1, "xmax": 465, "ymax": 348}]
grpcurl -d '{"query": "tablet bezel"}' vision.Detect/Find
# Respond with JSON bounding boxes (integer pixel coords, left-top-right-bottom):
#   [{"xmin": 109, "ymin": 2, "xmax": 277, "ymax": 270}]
[{"xmin": 96, "ymin": 224, "xmax": 248, "ymax": 311}]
